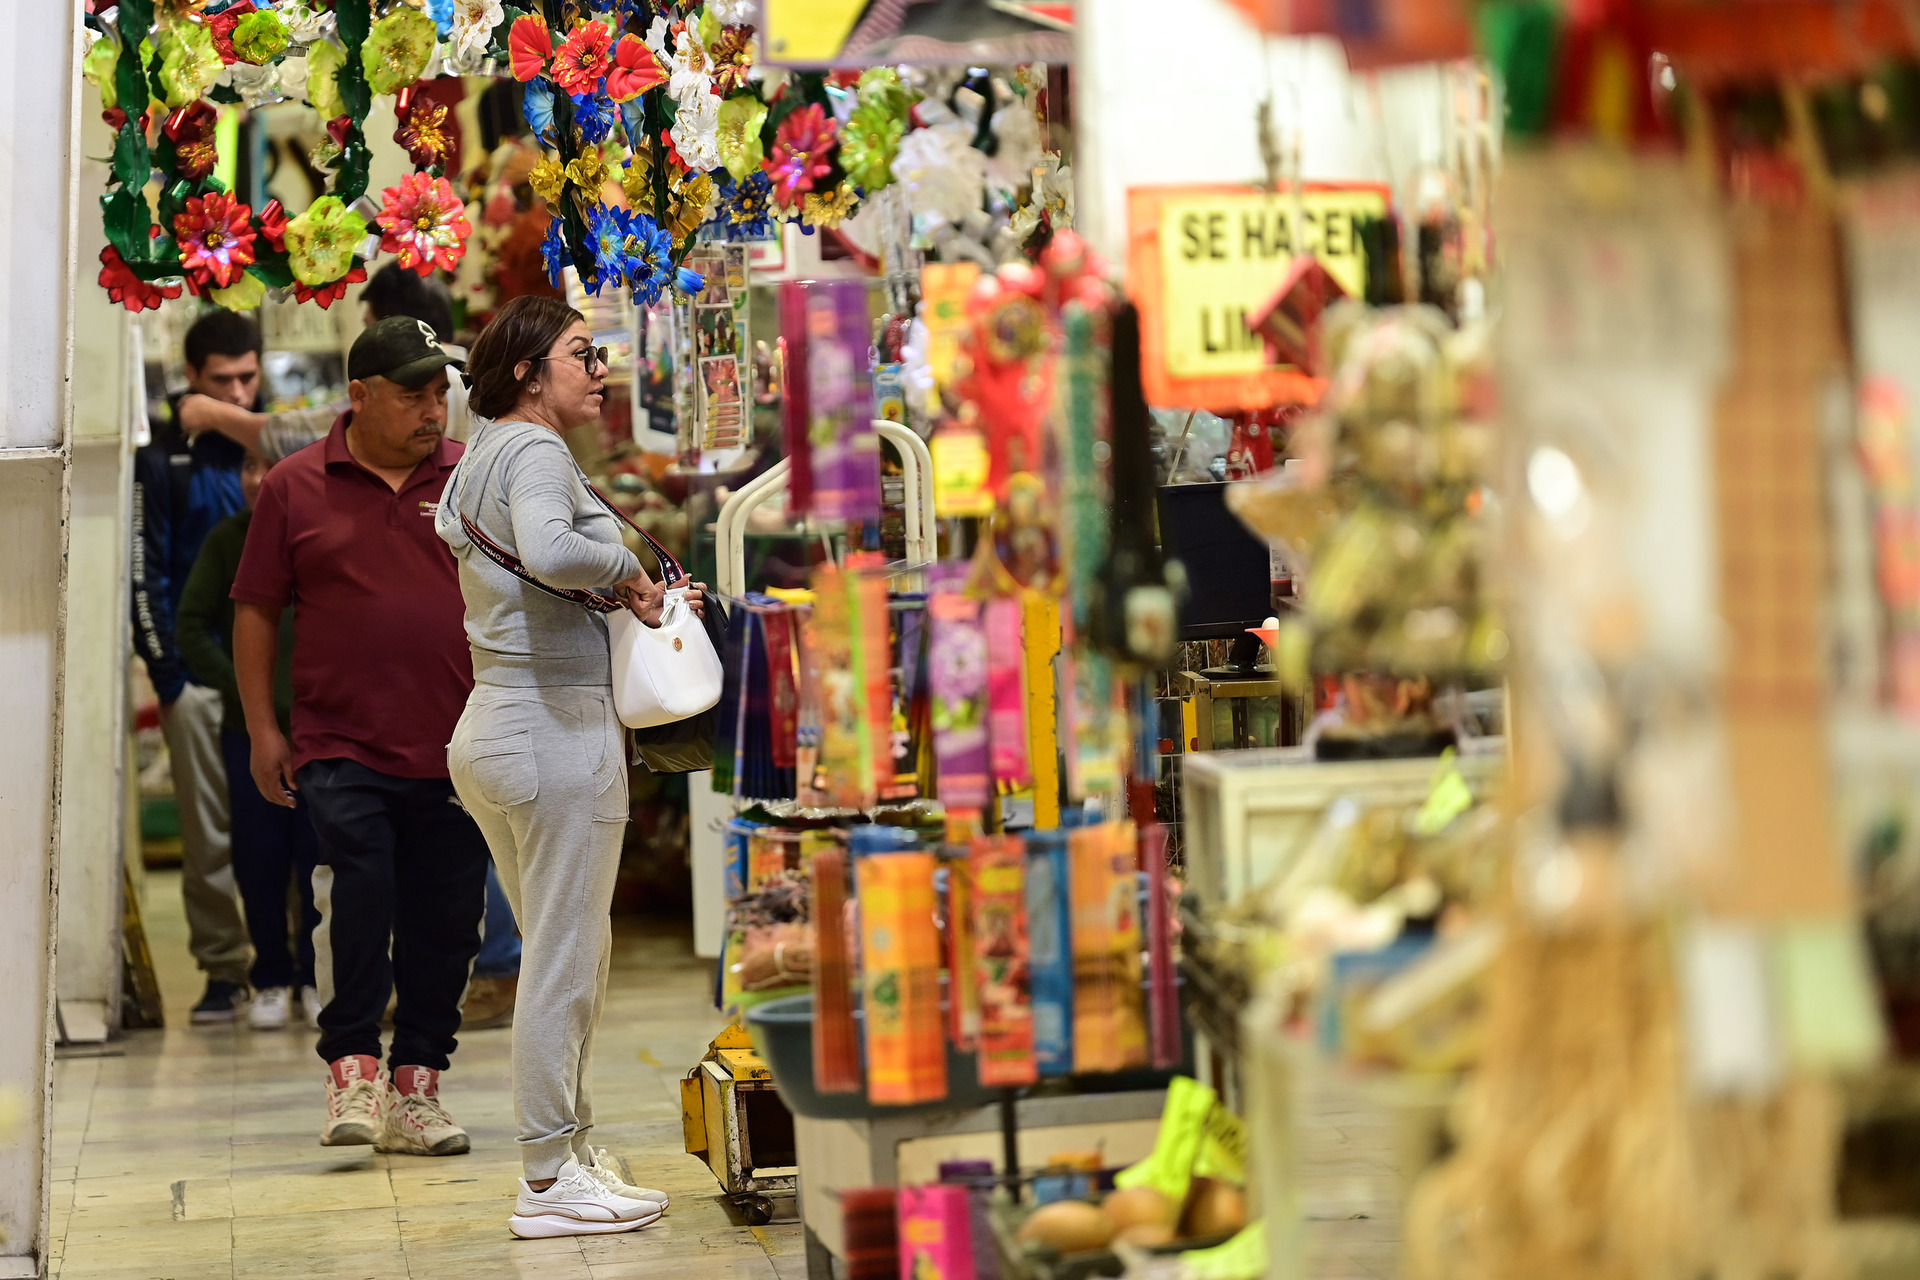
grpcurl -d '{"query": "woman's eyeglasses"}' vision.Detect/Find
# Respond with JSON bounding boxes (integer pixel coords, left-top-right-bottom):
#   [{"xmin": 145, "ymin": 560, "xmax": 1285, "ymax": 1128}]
[{"xmin": 539, "ymin": 346, "xmax": 609, "ymax": 378}]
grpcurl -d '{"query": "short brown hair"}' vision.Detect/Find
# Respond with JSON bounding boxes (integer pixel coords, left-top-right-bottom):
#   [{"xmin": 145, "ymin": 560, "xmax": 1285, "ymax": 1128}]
[{"xmin": 466, "ymin": 294, "xmax": 584, "ymax": 421}]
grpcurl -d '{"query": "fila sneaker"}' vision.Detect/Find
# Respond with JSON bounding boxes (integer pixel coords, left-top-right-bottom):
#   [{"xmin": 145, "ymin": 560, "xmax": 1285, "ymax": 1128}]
[
  {"xmin": 379, "ymin": 1066, "xmax": 470, "ymax": 1156},
  {"xmin": 320, "ymin": 1054, "xmax": 391, "ymax": 1147}
]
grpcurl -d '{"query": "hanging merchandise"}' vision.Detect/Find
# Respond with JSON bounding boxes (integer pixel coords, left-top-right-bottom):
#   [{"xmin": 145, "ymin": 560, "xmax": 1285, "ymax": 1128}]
[
  {"xmin": 809, "ymin": 562, "xmax": 872, "ymax": 810},
  {"xmin": 858, "ymin": 850, "xmax": 948, "ymax": 1106},
  {"xmin": 801, "ymin": 280, "xmax": 882, "ymax": 522},
  {"xmin": 971, "ymin": 834, "xmax": 1038, "ymax": 1087},
  {"xmin": 1025, "ymin": 831, "xmax": 1074, "ymax": 1077},
  {"xmin": 1142, "ymin": 823, "xmax": 1183, "ymax": 1070},
  {"xmin": 897, "ymin": 1184, "xmax": 977, "ymax": 1280},
  {"xmin": 984, "ymin": 597, "xmax": 1033, "ymax": 795},
  {"xmin": 1068, "ymin": 822, "xmax": 1148, "ymax": 1074},
  {"xmin": 810, "ymin": 841, "xmax": 863, "ymax": 1094},
  {"xmin": 929, "ymin": 564, "xmax": 992, "ymax": 813},
  {"xmin": 1091, "ymin": 304, "xmax": 1179, "ymax": 669}
]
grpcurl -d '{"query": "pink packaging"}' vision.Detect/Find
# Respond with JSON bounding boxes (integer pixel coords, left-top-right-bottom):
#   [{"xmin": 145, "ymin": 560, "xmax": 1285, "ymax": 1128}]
[{"xmin": 897, "ymin": 1183, "xmax": 976, "ymax": 1280}]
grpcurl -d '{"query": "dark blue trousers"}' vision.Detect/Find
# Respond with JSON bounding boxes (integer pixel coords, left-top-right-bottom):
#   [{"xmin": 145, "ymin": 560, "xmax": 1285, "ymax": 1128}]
[{"xmin": 221, "ymin": 730, "xmax": 320, "ymax": 991}]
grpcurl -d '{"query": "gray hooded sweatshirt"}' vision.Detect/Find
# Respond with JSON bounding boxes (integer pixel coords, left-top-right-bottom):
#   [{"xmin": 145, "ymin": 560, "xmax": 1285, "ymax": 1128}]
[{"xmin": 435, "ymin": 419, "xmax": 641, "ymax": 689}]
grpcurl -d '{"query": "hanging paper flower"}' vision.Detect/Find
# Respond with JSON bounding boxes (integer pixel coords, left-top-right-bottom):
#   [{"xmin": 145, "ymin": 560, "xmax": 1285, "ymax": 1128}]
[
  {"xmin": 396, "ymin": 98, "xmax": 455, "ymax": 170},
  {"xmin": 707, "ymin": 26, "xmax": 754, "ymax": 97},
  {"xmin": 564, "ymin": 145, "xmax": 612, "ymax": 198},
  {"xmin": 163, "ymin": 100, "xmax": 223, "ymax": 182},
  {"xmin": 306, "ymin": 39, "xmax": 347, "ymax": 120},
  {"xmin": 665, "ymin": 23, "xmax": 711, "ymax": 101},
  {"xmin": 856, "ymin": 66, "xmax": 913, "ymax": 115},
  {"xmin": 540, "ymin": 217, "xmax": 570, "ymax": 287},
  {"xmin": 211, "ymin": 272, "xmax": 268, "ymax": 311},
  {"xmin": 231, "ymin": 10, "xmax": 292, "ymax": 64},
  {"xmin": 280, "ymin": 3, "xmax": 334, "ymax": 43},
  {"xmin": 363, "ymin": 7, "xmax": 436, "ymax": 96},
  {"xmin": 725, "ymin": 171, "xmax": 776, "ymax": 239},
  {"xmin": 672, "ymin": 90, "xmax": 722, "ymax": 174},
  {"xmin": 585, "ymin": 203, "xmax": 636, "ymax": 291},
  {"xmin": 173, "ymin": 192, "xmax": 258, "ymax": 289},
  {"xmin": 764, "ymin": 103, "xmax": 835, "ymax": 206},
  {"xmin": 83, "ymin": 33, "xmax": 121, "ymax": 111},
  {"xmin": 257, "ymin": 198, "xmax": 288, "ymax": 252},
  {"xmin": 840, "ymin": 101, "xmax": 905, "ymax": 194},
  {"xmin": 717, "ymin": 95, "xmax": 768, "ymax": 183},
  {"xmin": 618, "ymin": 209, "xmax": 699, "ymax": 307},
  {"xmin": 551, "ymin": 21, "xmax": 614, "ymax": 96},
  {"xmin": 528, "ymin": 155, "xmax": 567, "ymax": 206},
  {"xmin": 521, "ymin": 78, "xmax": 556, "ymax": 143},
  {"xmin": 605, "ymin": 34, "xmax": 666, "ymax": 103},
  {"xmin": 98, "ymin": 247, "xmax": 182, "ymax": 314},
  {"xmin": 669, "ymin": 173, "xmax": 718, "ymax": 241},
  {"xmin": 508, "ymin": 14, "xmax": 553, "ymax": 82},
  {"xmin": 450, "ymin": 0, "xmax": 502, "ymax": 58},
  {"xmin": 571, "ymin": 91, "xmax": 616, "ymax": 145},
  {"xmin": 707, "ymin": 0, "xmax": 756, "ymax": 22},
  {"xmin": 206, "ymin": 0, "xmax": 258, "ymax": 64},
  {"xmin": 801, "ymin": 183, "xmax": 858, "ymax": 230},
  {"xmin": 285, "ymin": 195, "xmax": 368, "ymax": 286},
  {"xmin": 156, "ymin": 21, "xmax": 224, "ymax": 109},
  {"xmin": 295, "ymin": 262, "xmax": 367, "ymax": 308},
  {"xmin": 425, "ymin": 0, "xmax": 455, "ymax": 38},
  {"xmin": 376, "ymin": 172, "xmax": 473, "ymax": 276}
]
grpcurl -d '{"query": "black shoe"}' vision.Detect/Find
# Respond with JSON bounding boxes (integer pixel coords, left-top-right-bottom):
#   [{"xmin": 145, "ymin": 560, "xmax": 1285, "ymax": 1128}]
[{"xmin": 190, "ymin": 980, "xmax": 249, "ymax": 1025}]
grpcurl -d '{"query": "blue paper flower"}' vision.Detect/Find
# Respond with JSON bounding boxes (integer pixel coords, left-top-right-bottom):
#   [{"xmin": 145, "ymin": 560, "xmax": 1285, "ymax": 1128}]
[
  {"xmin": 571, "ymin": 90, "xmax": 616, "ymax": 145},
  {"xmin": 522, "ymin": 79, "xmax": 556, "ymax": 146},
  {"xmin": 587, "ymin": 203, "xmax": 640, "ymax": 293},
  {"xmin": 425, "ymin": 0, "xmax": 454, "ymax": 38},
  {"xmin": 619, "ymin": 211, "xmax": 677, "ymax": 307},
  {"xmin": 724, "ymin": 171, "xmax": 776, "ymax": 241},
  {"xmin": 540, "ymin": 217, "xmax": 570, "ymax": 289}
]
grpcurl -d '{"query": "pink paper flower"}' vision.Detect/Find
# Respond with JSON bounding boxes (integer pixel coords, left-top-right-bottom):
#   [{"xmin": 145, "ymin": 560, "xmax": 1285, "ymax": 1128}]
[
  {"xmin": 764, "ymin": 102, "xmax": 836, "ymax": 206},
  {"xmin": 173, "ymin": 191, "xmax": 258, "ymax": 289},
  {"xmin": 375, "ymin": 173, "xmax": 474, "ymax": 277}
]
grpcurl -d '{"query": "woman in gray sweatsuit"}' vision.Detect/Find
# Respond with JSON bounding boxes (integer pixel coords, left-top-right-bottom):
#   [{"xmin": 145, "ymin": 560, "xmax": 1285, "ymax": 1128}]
[{"xmin": 438, "ymin": 295, "xmax": 699, "ymax": 1239}]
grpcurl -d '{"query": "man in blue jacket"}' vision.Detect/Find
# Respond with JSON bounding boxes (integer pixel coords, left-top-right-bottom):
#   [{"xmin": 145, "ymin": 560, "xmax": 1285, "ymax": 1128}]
[{"xmin": 132, "ymin": 309, "xmax": 262, "ymax": 1023}]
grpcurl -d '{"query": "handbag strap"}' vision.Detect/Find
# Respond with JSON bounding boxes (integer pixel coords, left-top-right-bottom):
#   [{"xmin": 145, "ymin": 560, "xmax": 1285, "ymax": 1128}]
[
  {"xmin": 458, "ymin": 511, "xmax": 624, "ymax": 615},
  {"xmin": 576, "ymin": 472, "xmax": 687, "ymax": 586}
]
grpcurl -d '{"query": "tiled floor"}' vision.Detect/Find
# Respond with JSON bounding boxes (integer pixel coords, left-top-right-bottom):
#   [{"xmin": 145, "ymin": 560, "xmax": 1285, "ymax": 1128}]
[{"xmin": 51, "ymin": 870, "xmax": 806, "ymax": 1280}]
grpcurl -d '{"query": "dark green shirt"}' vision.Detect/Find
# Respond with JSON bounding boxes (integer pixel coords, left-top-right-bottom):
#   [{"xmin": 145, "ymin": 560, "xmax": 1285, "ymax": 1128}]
[{"xmin": 175, "ymin": 509, "xmax": 296, "ymax": 737}]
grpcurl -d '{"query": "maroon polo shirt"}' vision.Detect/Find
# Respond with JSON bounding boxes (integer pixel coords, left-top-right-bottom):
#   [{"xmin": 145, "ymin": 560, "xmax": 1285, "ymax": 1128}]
[{"xmin": 231, "ymin": 414, "xmax": 471, "ymax": 779}]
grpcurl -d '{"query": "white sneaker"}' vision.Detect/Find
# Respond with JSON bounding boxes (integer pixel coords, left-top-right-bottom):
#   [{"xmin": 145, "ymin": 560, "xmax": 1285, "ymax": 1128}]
[
  {"xmin": 581, "ymin": 1146, "xmax": 669, "ymax": 1211},
  {"xmin": 300, "ymin": 986, "xmax": 323, "ymax": 1029},
  {"xmin": 509, "ymin": 1155, "xmax": 664, "ymax": 1239},
  {"xmin": 249, "ymin": 986, "xmax": 291, "ymax": 1030},
  {"xmin": 320, "ymin": 1055, "xmax": 390, "ymax": 1147},
  {"xmin": 379, "ymin": 1067, "xmax": 470, "ymax": 1156}
]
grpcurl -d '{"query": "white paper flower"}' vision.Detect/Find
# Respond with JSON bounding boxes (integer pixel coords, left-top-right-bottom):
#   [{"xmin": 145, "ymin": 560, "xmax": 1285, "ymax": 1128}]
[
  {"xmin": 451, "ymin": 0, "xmax": 503, "ymax": 59},
  {"xmin": 891, "ymin": 125, "xmax": 985, "ymax": 234},
  {"xmin": 280, "ymin": 3, "xmax": 334, "ymax": 43},
  {"xmin": 672, "ymin": 88, "xmax": 722, "ymax": 173},
  {"xmin": 707, "ymin": 0, "xmax": 757, "ymax": 24}
]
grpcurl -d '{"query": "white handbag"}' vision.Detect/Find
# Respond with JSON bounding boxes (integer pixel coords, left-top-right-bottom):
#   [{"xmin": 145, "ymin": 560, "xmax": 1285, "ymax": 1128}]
[
  {"xmin": 604, "ymin": 586, "xmax": 724, "ymax": 728},
  {"xmin": 454, "ymin": 467, "xmax": 724, "ymax": 730}
]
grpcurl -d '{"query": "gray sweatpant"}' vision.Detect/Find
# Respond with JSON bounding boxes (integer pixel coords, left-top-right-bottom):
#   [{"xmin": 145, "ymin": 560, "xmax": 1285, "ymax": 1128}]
[
  {"xmin": 159, "ymin": 681, "xmax": 250, "ymax": 986},
  {"xmin": 448, "ymin": 682, "xmax": 628, "ymax": 1180}
]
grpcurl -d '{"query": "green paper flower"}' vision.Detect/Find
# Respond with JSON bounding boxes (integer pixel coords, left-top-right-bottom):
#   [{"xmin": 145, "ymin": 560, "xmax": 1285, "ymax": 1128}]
[
  {"xmin": 717, "ymin": 95, "xmax": 768, "ymax": 184},
  {"xmin": 284, "ymin": 196, "xmax": 369, "ymax": 287},
  {"xmin": 840, "ymin": 102, "xmax": 905, "ymax": 193},
  {"xmin": 306, "ymin": 38, "xmax": 346, "ymax": 119},
  {"xmin": 156, "ymin": 20, "xmax": 223, "ymax": 109},
  {"xmin": 856, "ymin": 66, "xmax": 911, "ymax": 116},
  {"xmin": 697, "ymin": 7, "xmax": 721, "ymax": 48},
  {"xmin": 211, "ymin": 272, "xmax": 267, "ymax": 311},
  {"xmin": 231, "ymin": 11, "xmax": 292, "ymax": 65},
  {"xmin": 83, "ymin": 36, "xmax": 120, "ymax": 111},
  {"xmin": 363, "ymin": 7, "xmax": 436, "ymax": 96}
]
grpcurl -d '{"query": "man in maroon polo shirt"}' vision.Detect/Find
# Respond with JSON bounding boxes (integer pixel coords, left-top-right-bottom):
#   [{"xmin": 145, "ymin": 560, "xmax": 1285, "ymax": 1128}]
[{"xmin": 231, "ymin": 317, "xmax": 488, "ymax": 1159}]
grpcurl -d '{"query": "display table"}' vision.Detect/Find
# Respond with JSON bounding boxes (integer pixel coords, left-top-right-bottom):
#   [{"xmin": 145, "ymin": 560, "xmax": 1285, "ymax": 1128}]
[{"xmin": 792, "ymin": 1089, "xmax": 1168, "ymax": 1278}]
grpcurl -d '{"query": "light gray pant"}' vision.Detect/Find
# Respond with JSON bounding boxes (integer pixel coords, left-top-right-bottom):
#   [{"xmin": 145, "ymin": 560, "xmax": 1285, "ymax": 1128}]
[
  {"xmin": 448, "ymin": 682, "xmax": 628, "ymax": 1180},
  {"xmin": 159, "ymin": 682, "xmax": 250, "ymax": 986}
]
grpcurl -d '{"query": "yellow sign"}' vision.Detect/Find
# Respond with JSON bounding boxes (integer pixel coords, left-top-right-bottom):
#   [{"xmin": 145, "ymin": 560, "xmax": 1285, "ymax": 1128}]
[
  {"xmin": 1156, "ymin": 188, "xmax": 1388, "ymax": 379},
  {"xmin": 760, "ymin": 0, "xmax": 869, "ymax": 64}
]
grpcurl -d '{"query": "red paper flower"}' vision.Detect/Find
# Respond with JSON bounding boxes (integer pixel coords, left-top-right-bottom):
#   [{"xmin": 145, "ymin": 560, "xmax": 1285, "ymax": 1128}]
[
  {"xmin": 551, "ymin": 21, "xmax": 613, "ymax": 96},
  {"xmin": 660, "ymin": 127, "xmax": 687, "ymax": 173},
  {"xmin": 395, "ymin": 99, "xmax": 454, "ymax": 170},
  {"xmin": 205, "ymin": 0, "xmax": 258, "ymax": 64},
  {"xmin": 163, "ymin": 100, "xmax": 222, "ymax": 182},
  {"xmin": 764, "ymin": 103, "xmax": 836, "ymax": 206},
  {"xmin": 294, "ymin": 263, "xmax": 367, "ymax": 309},
  {"xmin": 173, "ymin": 191, "xmax": 258, "ymax": 289},
  {"xmin": 375, "ymin": 172, "xmax": 473, "ymax": 277},
  {"xmin": 257, "ymin": 198, "xmax": 288, "ymax": 252},
  {"xmin": 709, "ymin": 26, "xmax": 755, "ymax": 97},
  {"xmin": 605, "ymin": 33, "xmax": 666, "ymax": 102},
  {"xmin": 508, "ymin": 14, "xmax": 553, "ymax": 82},
  {"xmin": 98, "ymin": 246, "xmax": 182, "ymax": 314},
  {"xmin": 103, "ymin": 106, "xmax": 129, "ymax": 131}
]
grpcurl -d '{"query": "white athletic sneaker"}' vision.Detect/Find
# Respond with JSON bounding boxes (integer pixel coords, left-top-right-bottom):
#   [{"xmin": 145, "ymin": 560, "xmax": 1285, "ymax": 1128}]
[
  {"xmin": 509, "ymin": 1155, "xmax": 664, "ymax": 1239},
  {"xmin": 249, "ymin": 986, "xmax": 291, "ymax": 1030},
  {"xmin": 300, "ymin": 986, "xmax": 323, "ymax": 1030},
  {"xmin": 581, "ymin": 1146, "xmax": 669, "ymax": 1211},
  {"xmin": 320, "ymin": 1055, "xmax": 390, "ymax": 1147},
  {"xmin": 379, "ymin": 1067, "xmax": 470, "ymax": 1156}
]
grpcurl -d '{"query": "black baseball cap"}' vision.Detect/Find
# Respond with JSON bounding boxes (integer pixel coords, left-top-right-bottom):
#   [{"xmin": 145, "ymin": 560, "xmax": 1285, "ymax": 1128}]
[{"xmin": 348, "ymin": 316, "xmax": 460, "ymax": 389}]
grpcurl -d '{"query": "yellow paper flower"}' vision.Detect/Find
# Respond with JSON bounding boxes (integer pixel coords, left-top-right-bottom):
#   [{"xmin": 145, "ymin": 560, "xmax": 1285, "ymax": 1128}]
[
  {"xmin": 156, "ymin": 20, "xmax": 223, "ymax": 109},
  {"xmin": 801, "ymin": 183, "xmax": 858, "ymax": 230},
  {"xmin": 284, "ymin": 196, "xmax": 369, "ymax": 287},
  {"xmin": 565, "ymin": 146, "xmax": 611, "ymax": 198},
  {"xmin": 529, "ymin": 155, "xmax": 568, "ymax": 205},
  {"xmin": 83, "ymin": 36, "xmax": 120, "ymax": 111},
  {"xmin": 363, "ymin": 7, "xmax": 436, "ymax": 96},
  {"xmin": 717, "ymin": 95, "xmax": 768, "ymax": 184},
  {"xmin": 306, "ymin": 39, "xmax": 346, "ymax": 120},
  {"xmin": 210, "ymin": 273, "xmax": 267, "ymax": 311},
  {"xmin": 670, "ymin": 174, "xmax": 716, "ymax": 240}
]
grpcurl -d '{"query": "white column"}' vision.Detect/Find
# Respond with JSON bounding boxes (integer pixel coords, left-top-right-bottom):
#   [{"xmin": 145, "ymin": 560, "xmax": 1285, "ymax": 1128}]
[
  {"xmin": 0, "ymin": 0, "xmax": 80, "ymax": 1273},
  {"xmin": 56, "ymin": 104, "xmax": 134, "ymax": 1044}
]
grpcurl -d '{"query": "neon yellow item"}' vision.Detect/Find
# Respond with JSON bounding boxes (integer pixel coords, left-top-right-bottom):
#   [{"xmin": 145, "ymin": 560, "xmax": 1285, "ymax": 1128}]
[
  {"xmin": 1179, "ymin": 1220, "xmax": 1267, "ymax": 1280},
  {"xmin": 1112, "ymin": 1075, "xmax": 1217, "ymax": 1204},
  {"xmin": 1191, "ymin": 1103, "xmax": 1247, "ymax": 1185},
  {"xmin": 1022, "ymin": 590, "xmax": 1061, "ymax": 831},
  {"xmin": 1412, "ymin": 748, "xmax": 1473, "ymax": 836}
]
